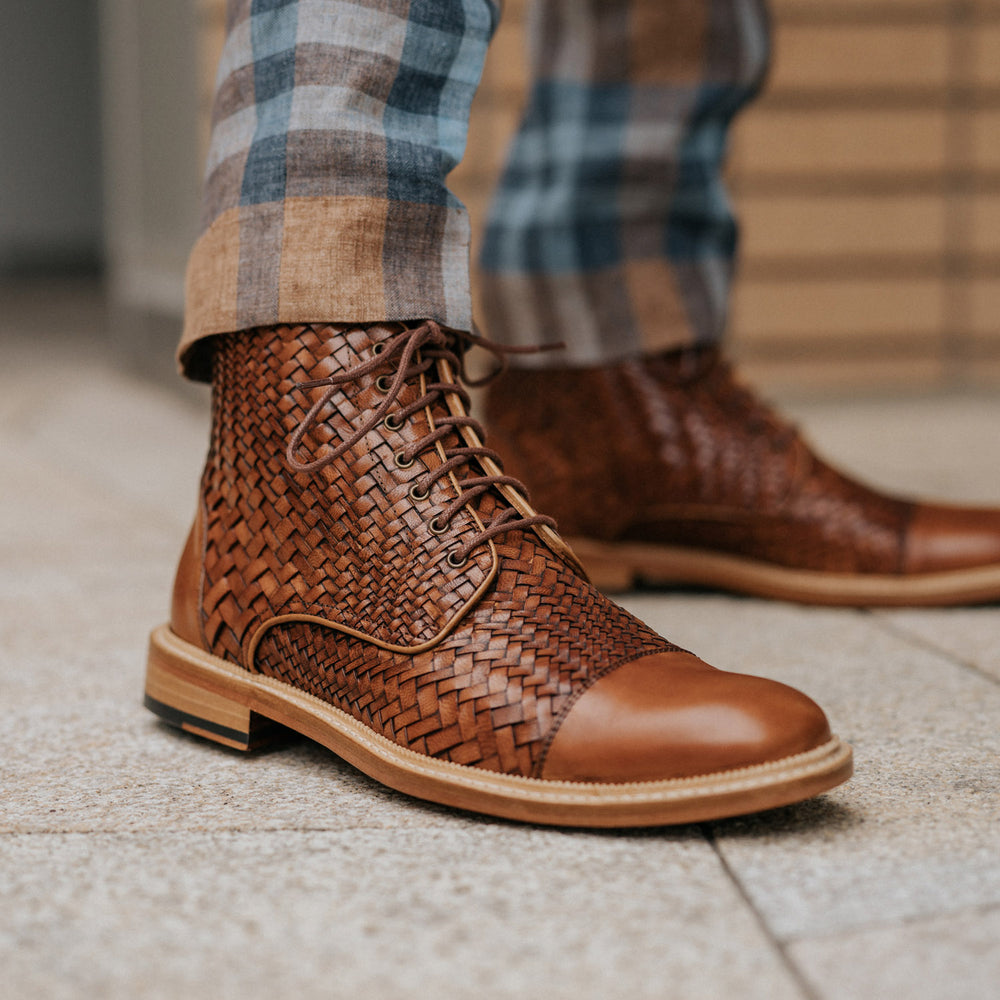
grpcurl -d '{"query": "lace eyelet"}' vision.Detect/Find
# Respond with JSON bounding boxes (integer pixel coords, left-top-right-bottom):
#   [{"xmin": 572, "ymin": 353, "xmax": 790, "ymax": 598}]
[
  {"xmin": 428, "ymin": 516, "xmax": 448, "ymax": 535},
  {"xmin": 371, "ymin": 342, "xmax": 385, "ymax": 355},
  {"xmin": 409, "ymin": 484, "xmax": 430, "ymax": 502},
  {"xmin": 375, "ymin": 375, "xmax": 392, "ymax": 393},
  {"xmin": 394, "ymin": 451, "xmax": 415, "ymax": 469},
  {"xmin": 447, "ymin": 549, "xmax": 468, "ymax": 569},
  {"xmin": 383, "ymin": 414, "xmax": 404, "ymax": 432}
]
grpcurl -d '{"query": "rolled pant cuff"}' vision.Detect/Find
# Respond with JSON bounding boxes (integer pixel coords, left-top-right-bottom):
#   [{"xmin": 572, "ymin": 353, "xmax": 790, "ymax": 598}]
[
  {"xmin": 477, "ymin": 256, "xmax": 730, "ymax": 369},
  {"xmin": 178, "ymin": 198, "xmax": 474, "ymax": 383}
]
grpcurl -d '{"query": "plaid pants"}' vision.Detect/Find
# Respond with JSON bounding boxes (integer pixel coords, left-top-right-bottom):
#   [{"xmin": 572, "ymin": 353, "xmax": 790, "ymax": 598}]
[{"xmin": 179, "ymin": 0, "xmax": 769, "ymax": 379}]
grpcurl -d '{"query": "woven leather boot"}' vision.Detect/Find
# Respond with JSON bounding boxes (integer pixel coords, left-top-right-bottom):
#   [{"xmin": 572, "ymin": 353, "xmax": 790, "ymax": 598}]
[
  {"xmin": 145, "ymin": 323, "xmax": 851, "ymax": 825},
  {"xmin": 485, "ymin": 348, "xmax": 1000, "ymax": 606}
]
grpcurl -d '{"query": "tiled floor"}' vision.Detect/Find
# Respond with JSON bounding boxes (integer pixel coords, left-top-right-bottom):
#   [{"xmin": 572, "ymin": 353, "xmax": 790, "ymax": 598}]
[{"xmin": 3, "ymin": 287, "xmax": 999, "ymax": 1000}]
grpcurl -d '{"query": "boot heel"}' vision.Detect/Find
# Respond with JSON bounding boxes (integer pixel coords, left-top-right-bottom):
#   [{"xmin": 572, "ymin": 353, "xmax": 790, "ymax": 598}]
[{"xmin": 144, "ymin": 630, "xmax": 282, "ymax": 751}]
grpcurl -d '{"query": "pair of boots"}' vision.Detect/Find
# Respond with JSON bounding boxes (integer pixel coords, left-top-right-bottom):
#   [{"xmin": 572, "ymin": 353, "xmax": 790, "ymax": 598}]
[{"xmin": 145, "ymin": 323, "xmax": 1000, "ymax": 825}]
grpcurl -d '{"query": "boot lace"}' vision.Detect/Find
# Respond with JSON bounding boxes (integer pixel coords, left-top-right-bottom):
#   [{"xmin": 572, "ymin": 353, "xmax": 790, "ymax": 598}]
[{"xmin": 286, "ymin": 321, "xmax": 556, "ymax": 564}]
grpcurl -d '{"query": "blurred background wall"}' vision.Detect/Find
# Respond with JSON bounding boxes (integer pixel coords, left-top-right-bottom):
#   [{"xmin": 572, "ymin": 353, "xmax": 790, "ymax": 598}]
[
  {"xmin": 5, "ymin": 0, "xmax": 1000, "ymax": 393},
  {"xmin": 455, "ymin": 0, "xmax": 1000, "ymax": 392},
  {"xmin": 0, "ymin": 1, "xmax": 103, "ymax": 274}
]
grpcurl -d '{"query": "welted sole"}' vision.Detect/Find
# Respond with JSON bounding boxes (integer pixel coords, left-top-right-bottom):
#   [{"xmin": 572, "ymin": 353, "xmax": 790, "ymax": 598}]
[
  {"xmin": 570, "ymin": 537, "xmax": 1000, "ymax": 607},
  {"xmin": 144, "ymin": 625, "xmax": 853, "ymax": 827}
]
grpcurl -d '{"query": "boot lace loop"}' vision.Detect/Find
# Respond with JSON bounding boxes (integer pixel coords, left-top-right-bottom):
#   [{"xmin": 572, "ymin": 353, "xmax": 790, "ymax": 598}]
[{"xmin": 286, "ymin": 322, "xmax": 557, "ymax": 561}]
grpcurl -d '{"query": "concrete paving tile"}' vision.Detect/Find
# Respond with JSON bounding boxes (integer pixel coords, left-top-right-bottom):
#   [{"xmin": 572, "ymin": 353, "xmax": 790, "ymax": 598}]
[
  {"xmin": 0, "ymin": 827, "xmax": 805, "ymax": 1000},
  {"xmin": 0, "ymin": 284, "xmax": 108, "ymax": 425},
  {"xmin": 617, "ymin": 596, "xmax": 1000, "ymax": 941},
  {"xmin": 873, "ymin": 608, "xmax": 1000, "ymax": 684},
  {"xmin": 778, "ymin": 392, "xmax": 1000, "ymax": 504},
  {"xmin": 788, "ymin": 904, "xmax": 1000, "ymax": 1000},
  {"xmin": 1, "ymin": 313, "xmax": 206, "ymax": 533},
  {"xmin": 3, "ymin": 698, "xmax": 489, "ymax": 834},
  {"xmin": 1, "ymin": 494, "xmax": 176, "ymax": 631},
  {"xmin": 2, "ymin": 618, "xmax": 153, "ymax": 709},
  {"xmin": 0, "ymin": 431, "xmax": 187, "ymax": 584},
  {"xmin": 1, "ymin": 437, "xmax": 128, "ymax": 543},
  {"xmin": 0, "ymin": 440, "xmax": 184, "ymax": 706},
  {"xmin": 1, "ymin": 341, "xmax": 60, "ymax": 424},
  {"xmin": 16, "ymin": 363, "xmax": 209, "ymax": 531}
]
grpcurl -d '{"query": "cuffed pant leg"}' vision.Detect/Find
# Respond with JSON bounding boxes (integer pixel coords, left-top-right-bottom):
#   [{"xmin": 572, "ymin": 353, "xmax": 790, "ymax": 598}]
[
  {"xmin": 179, "ymin": 0, "xmax": 499, "ymax": 381},
  {"xmin": 478, "ymin": 0, "xmax": 770, "ymax": 366}
]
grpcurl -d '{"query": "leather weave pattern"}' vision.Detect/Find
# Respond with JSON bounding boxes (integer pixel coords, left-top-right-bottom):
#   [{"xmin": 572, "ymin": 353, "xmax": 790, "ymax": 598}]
[
  {"xmin": 202, "ymin": 324, "xmax": 494, "ymax": 659},
  {"xmin": 254, "ymin": 533, "xmax": 670, "ymax": 776},
  {"xmin": 486, "ymin": 350, "xmax": 915, "ymax": 574},
  {"xmin": 199, "ymin": 324, "xmax": 675, "ymax": 776}
]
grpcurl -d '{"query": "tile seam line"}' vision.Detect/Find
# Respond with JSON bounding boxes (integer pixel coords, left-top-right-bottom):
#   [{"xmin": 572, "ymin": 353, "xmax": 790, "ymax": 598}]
[
  {"xmin": 700, "ymin": 823, "xmax": 822, "ymax": 1000},
  {"xmin": 864, "ymin": 609, "xmax": 1000, "ymax": 688},
  {"xmin": 776, "ymin": 898, "xmax": 1000, "ymax": 947},
  {"xmin": 0, "ymin": 824, "xmax": 475, "ymax": 837}
]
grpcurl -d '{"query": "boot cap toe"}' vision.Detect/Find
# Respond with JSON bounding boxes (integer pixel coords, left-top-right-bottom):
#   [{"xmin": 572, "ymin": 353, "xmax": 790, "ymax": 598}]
[
  {"xmin": 904, "ymin": 503, "xmax": 1000, "ymax": 574},
  {"xmin": 541, "ymin": 652, "xmax": 832, "ymax": 783}
]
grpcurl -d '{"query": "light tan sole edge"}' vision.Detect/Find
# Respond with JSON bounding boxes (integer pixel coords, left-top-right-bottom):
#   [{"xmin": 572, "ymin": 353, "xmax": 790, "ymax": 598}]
[
  {"xmin": 145, "ymin": 625, "xmax": 853, "ymax": 827},
  {"xmin": 570, "ymin": 537, "xmax": 1000, "ymax": 607}
]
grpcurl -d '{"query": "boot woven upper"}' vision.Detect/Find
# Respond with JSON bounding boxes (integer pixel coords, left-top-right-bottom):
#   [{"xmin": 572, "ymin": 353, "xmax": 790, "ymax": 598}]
[
  {"xmin": 198, "ymin": 323, "xmax": 676, "ymax": 776},
  {"xmin": 486, "ymin": 349, "xmax": 915, "ymax": 574}
]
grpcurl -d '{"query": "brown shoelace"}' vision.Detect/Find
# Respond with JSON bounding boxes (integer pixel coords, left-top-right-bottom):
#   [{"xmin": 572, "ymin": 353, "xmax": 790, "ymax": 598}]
[{"xmin": 286, "ymin": 321, "xmax": 557, "ymax": 564}]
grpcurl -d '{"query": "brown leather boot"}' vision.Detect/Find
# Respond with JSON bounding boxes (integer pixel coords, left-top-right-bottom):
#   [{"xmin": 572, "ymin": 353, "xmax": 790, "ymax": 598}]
[
  {"xmin": 485, "ymin": 348, "xmax": 1000, "ymax": 606},
  {"xmin": 145, "ymin": 323, "xmax": 851, "ymax": 825}
]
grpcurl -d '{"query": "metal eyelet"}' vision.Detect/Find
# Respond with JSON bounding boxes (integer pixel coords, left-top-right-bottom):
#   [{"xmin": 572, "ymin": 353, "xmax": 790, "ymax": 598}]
[
  {"xmin": 371, "ymin": 342, "xmax": 385, "ymax": 355},
  {"xmin": 375, "ymin": 375, "xmax": 392, "ymax": 393},
  {"xmin": 409, "ymin": 484, "xmax": 430, "ymax": 502},
  {"xmin": 447, "ymin": 550, "xmax": 468, "ymax": 569},
  {"xmin": 383, "ymin": 414, "xmax": 404, "ymax": 432},
  {"xmin": 428, "ymin": 516, "xmax": 448, "ymax": 535},
  {"xmin": 394, "ymin": 451, "xmax": 415, "ymax": 469}
]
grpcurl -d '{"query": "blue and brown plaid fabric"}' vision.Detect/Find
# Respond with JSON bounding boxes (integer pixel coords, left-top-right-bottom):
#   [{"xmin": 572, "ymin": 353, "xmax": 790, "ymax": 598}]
[
  {"xmin": 181, "ymin": 0, "xmax": 769, "ymax": 378},
  {"xmin": 479, "ymin": 0, "xmax": 771, "ymax": 364},
  {"xmin": 180, "ymin": 0, "xmax": 499, "ymax": 378}
]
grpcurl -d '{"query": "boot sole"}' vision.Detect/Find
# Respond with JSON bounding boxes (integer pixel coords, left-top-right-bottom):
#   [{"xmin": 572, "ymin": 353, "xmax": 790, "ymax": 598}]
[
  {"xmin": 144, "ymin": 624, "xmax": 852, "ymax": 827},
  {"xmin": 571, "ymin": 538, "xmax": 1000, "ymax": 607}
]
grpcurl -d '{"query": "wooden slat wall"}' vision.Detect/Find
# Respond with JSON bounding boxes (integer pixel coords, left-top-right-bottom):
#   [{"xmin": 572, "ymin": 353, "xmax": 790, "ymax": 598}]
[
  {"xmin": 728, "ymin": 0, "xmax": 1000, "ymax": 389},
  {"xmin": 200, "ymin": 0, "xmax": 1000, "ymax": 391}
]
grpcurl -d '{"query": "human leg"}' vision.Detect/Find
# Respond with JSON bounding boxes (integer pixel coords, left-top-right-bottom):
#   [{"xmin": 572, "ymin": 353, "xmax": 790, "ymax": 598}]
[
  {"xmin": 478, "ymin": 0, "xmax": 769, "ymax": 362},
  {"xmin": 179, "ymin": 0, "xmax": 499, "ymax": 380}
]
